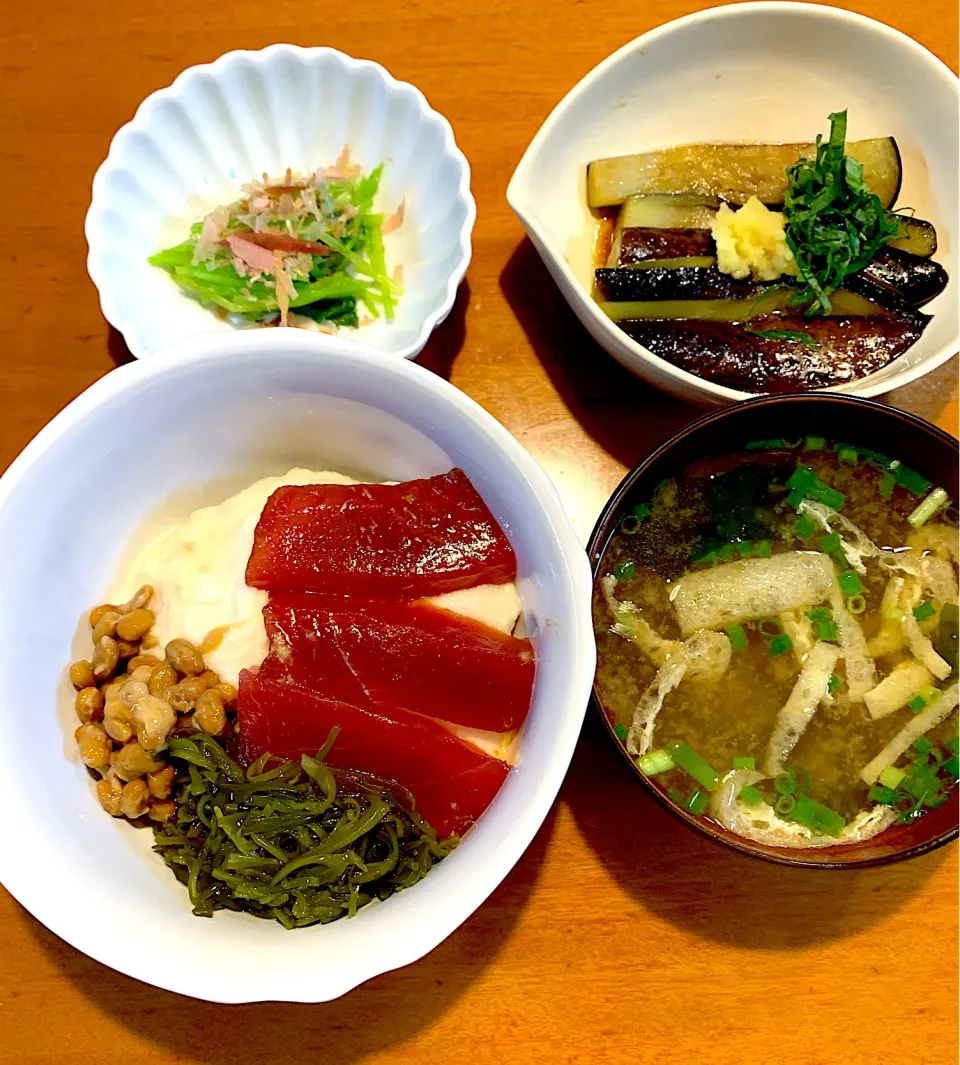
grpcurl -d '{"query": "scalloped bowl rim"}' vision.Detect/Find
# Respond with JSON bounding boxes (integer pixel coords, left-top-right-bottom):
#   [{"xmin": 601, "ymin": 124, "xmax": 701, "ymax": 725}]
[
  {"xmin": 507, "ymin": 2, "xmax": 960, "ymax": 405},
  {"xmin": 85, "ymin": 44, "xmax": 476, "ymax": 361}
]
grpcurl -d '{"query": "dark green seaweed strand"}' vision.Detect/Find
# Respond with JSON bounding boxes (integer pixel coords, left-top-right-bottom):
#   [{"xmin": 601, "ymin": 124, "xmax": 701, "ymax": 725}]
[{"xmin": 152, "ymin": 735, "xmax": 458, "ymax": 928}]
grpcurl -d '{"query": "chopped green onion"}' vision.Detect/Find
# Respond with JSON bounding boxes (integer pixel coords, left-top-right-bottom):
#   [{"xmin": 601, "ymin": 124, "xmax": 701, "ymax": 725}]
[
  {"xmin": 788, "ymin": 793, "xmax": 818, "ymax": 828},
  {"xmin": 613, "ymin": 723, "xmax": 628, "ymax": 742},
  {"xmin": 726, "ymin": 624, "xmax": 749, "ymax": 652},
  {"xmin": 812, "ymin": 484, "xmax": 845, "ymax": 510},
  {"xmin": 847, "ymin": 594, "xmax": 867, "ymax": 615},
  {"xmin": 620, "ymin": 515, "xmax": 640, "ymax": 534},
  {"xmin": 732, "ymin": 756, "xmax": 756, "ymax": 770},
  {"xmin": 816, "ymin": 620, "xmax": 838, "ymax": 642},
  {"xmin": 806, "ymin": 607, "xmax": 832, "ymax": 623},
  {"xmin": 860, "ymin": 447, "xmax": 891, "ymax": 468},
  {"xmin": 686, "ymin": 790, "xmax": 709, "ymax": 816},
  {"xmin": 913, "ymin": 737, "xmax": 934, "ymax": 755},
  {"xmin": 736, "ymin": 541, "xmax": 755, "ymax": 559},
  {"xmin": 784, "ymin": 792, "xmax": 845, "ymax": 835},
  {"xmin": 838, "ymin": 570, "xmax": 865, "ymax": 597},
  {"xmin": 837, "ymin": 445, "xmax": 858, "ymax": 464},
  {"xmin": 796, "ymin": 514, "xmax": 818, "ymax": 540},
  {"xmin": 827, "ymin": 673, "xmax": 841, "ymax": 693},
  {"xmin": 613, "ymin": 560, "xmax": 636, "ymax": 581},
  {"xmin": 878, "ymin": 766, "xmax": 906, "ymax": 790},
  {"xmin": 774, "ymin": 772, "xmax": 797, "ymax": 796},
  {"xmin": 633, "ymin": 503, "xmax": 652, "ymax": 521},
  {"xmin": 637, "ymin": 748, "xmax": 676, "ymax": 776},
  {"xmin": 739, "ymin": 785, "xmax": 763, "ymax": 806},
  {"xmin": 668, "ymin": 741, "xmax": 720, "ymax": 792},
  {"xmin": 819, "ymin": 531, "xmax": 843, "ymax": 555},
  {"xmin": 879, "ymin": 469, "xmax": 896, "ymax": 499},
  {"xmin": 893, "ymin": 462, "xmax": 933, "ymax": 497},
  {"xmin": 948, "ymin": 735, "xmax": 959, "ymax": 756},
  {"xmin": 747, "ymin": 438, "xmax": 788, "ymax": 450},
  {"xmin": 908, "ymin": 695, "xmax": 926, "ymax": 713},
  {"xmin": 716, "ymin": 543, "xmax": 736, "ymax": 562},
  {"xmin": 794, "ymin": 766, "xmax": 813, "ymax": 794},
  {"xmin": 814, "ymin": 804, "xmax": 846, "ymax": 836},
  {"xmin": 913, "ymin": 599, "xmax": 936, "ymax": 621},
  {"xmin": 907, "ymin": 487, "xmax": 949, "ymax": 528},
  {"xmin": 804, "ymin": 435, "xmax": 826, "ymax": 451},
  {"xmin": 787, "ymin": 488, "xmax": 805, "ymax": 509},
  {"xmin": 769, "ymin": 633, "xmax": 794, "ymax": 657},
  {"xmin": 754, "ymin": 540, "xmax": 772, "ymax": 558},
  {"xmin": 945, "ymin": 755, "xmax": 960, "ymax": 779},
  {"xmin": 786, "ymin": 466, "xmax": 818, "ymax": 493},
  {"xmin": 917, "ymin": 685, "xmax": 942, "ymax": 705},
  {"xmin": 775, "ymin": 794, "xmax": 797, "ymax": 815},
  {"xmin": 667, "ymin": 787, "xmax": 686, "ymax": 806}
]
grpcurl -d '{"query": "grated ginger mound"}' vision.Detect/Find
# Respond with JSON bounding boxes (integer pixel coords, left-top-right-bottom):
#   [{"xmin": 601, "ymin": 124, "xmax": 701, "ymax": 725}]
[{"xmin": 711, "ymin": 196, "xmax": 800, "ymax": 281}]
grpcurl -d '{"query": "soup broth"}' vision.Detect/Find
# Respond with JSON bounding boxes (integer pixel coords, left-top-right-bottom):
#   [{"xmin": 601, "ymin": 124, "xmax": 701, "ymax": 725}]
[{"xmin": 594, "ymin": 439, "xmax": 959, "ymax": 848}]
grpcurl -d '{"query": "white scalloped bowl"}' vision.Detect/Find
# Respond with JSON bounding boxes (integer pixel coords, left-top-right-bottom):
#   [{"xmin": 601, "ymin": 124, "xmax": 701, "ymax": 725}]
[
  {"xmin": 507, "ymin": 3, "xmax": 960, "ymax": 407},
  {"xmin": 0, "ymin": 330, "xmax": 594, "ymax": 1002},
  {"xmin": 86, "ymin": 45, "xmax": 475, "ymax": 360}
]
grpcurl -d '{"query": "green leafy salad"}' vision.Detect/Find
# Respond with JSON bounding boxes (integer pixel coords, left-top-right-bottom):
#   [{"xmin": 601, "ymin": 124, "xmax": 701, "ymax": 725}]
[{"xmin": 149, "ymin": 149, "xmax": 403, "ymax": 330}]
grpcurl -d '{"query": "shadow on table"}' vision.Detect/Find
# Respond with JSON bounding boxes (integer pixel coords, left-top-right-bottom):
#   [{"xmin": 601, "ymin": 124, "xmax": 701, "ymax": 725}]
[
  {"xmin": 499, "ymin": 238, "xmax": 696, "ymax": 469},
  {"xmin": 563, "ymin": 712, "xmax": 947, "ymax": 950},
  {"xmin": 884, "ymin": 354, "xmax": 959, "ymax": 425},
  {"xmin": 108, "ymin": 326, "xmax": 135, "ymax": 367},
  {"xmin": 415, "ymin": 279, "xmax": 470, "ymax": 381},
  {"xmin": 20, "ymin": 801, "xmax": 555, "ymax": 1065}
]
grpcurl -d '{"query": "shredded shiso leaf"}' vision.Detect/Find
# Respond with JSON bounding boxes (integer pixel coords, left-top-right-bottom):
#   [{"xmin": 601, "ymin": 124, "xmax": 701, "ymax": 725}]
[
  {"xmin": 148, "ymin": 161, "xmax": 401, "ymax": 327},
  {"xmin": 783, "ymin": 110, "xmax": 902, "ymax": 315},
  {"xmin": 152, "ymin": 733, "xmax": 456, "ymax": 928}
]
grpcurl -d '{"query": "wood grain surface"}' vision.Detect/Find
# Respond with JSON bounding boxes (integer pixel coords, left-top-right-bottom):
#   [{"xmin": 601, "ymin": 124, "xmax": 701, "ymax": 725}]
[{"xmin": 1, "ymin": 2, "xmax": 957, "ymax": 1062}]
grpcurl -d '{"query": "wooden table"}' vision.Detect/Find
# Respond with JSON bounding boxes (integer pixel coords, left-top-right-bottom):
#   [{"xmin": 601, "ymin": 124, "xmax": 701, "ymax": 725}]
[{"xmin": 2, "ymin": 1, "xmax": 957, "ymax": 1061}]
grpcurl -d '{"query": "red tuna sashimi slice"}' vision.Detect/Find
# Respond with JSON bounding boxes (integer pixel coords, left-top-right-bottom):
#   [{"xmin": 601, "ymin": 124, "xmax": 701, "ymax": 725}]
[
  {"xmin": 264, "ymin": 593, "xmax": 535, "ymax": 733},
  {"xmin": 245, "ymin": 468, "xmax": 517, "ymax": 598},
  {"xmin": 238, "ymin": 665, "xmax": 509, "ymax": 838}
]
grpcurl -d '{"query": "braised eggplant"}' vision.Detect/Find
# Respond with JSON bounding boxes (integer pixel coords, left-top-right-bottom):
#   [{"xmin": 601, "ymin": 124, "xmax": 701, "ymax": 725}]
[
  {"xmin": 618, "ymin": 194, "xmax": 718, "ymax": 228},
  {"xmin": 618, "ymin": 314, "xmax": 928, "ymax": 392},
  {"xmin": 606, "ymin": 195, "xmax": 718, "ymax": 265},
  {"xmin": 597, "ymin": 287, "xmax": 891, "ymax": 323},
  {"xmin": 588, "ymin": 116, "xmax": 944, "ymax": 394},
  {"xmin": 858, "ymin": 247, "xmax": 948, "ymax": 306},
  {"xmin": 613, "ymin": 222, "xmax": 940, "ymax": 276},
  {"xmin": 595, "ymin": 264, "xmax": 765, "ymax": 303},
  {"xmin": 587, "ymin": 138, "xmax": 902, "ymax": 209},
  {"xmin": 615, "ymin": 227, "xmax": 715, "ymax": 265},
  {"xmin": 604, "ymin": 245, "xmax": 946, "ymax": 308},
  {"xmin": 889, "ymin": 217, "xmax": 937, "ymax": 258}
]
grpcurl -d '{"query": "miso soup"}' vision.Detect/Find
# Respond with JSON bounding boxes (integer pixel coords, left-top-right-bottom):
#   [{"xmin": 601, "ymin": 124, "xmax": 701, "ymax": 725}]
[{"xmin": 594, "ymin": 438, "xmax": 959, "ymax": 849}]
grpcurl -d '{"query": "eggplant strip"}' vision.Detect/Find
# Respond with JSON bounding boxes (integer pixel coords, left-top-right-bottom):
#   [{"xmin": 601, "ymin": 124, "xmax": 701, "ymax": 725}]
[
  {"xmin": 587, "ymin": 138, "xmax": 902, "ymax": 209},
  {"xmin": 857, "ymin": 248, "xmax": 948, "ymax": 307},
  {"xmin": 598, "ymin": 288, "xmax": 889, "ymax": 322},
  {"xmin": 617, "ymin": 315, "xmax": 927, "ymax": 392},
  {"xmin": 615, "ymin": 228, "xmax": 717, "ymax": 265},
  {"xmin": 889, "ymin": 217, "xmax": 937, "ymax": 258}
]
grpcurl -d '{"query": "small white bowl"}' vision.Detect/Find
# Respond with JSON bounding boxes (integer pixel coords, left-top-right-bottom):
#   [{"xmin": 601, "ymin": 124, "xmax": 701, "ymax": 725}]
[
  {"xmin": 507, "ymin": 3, "xmax": 960, "ymax": 407},
  {"xmin": 0, "ymin": 331, "xmax": 594, "ymax": 1002},
  {"xmin": 86, "ymin": 45, "xmax": 475, "ymax": 360}
]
